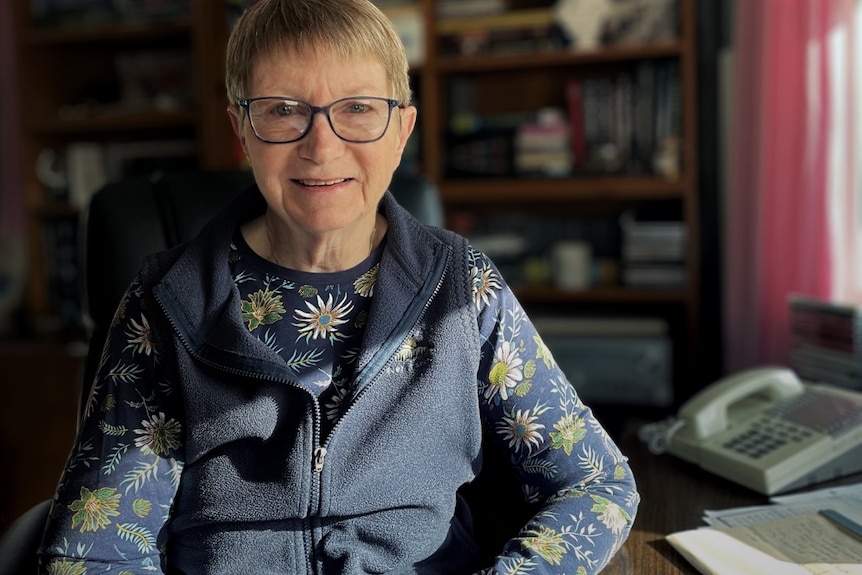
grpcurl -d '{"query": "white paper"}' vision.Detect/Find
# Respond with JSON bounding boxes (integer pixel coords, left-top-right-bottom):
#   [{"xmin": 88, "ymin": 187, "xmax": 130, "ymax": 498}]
[{"xmin": 668, "ymin": 512, "xmax": 862, "ymax": 575}]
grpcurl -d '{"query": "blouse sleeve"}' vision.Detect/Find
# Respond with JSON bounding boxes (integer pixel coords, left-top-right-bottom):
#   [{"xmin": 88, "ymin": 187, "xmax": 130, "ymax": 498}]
[
  {"xmin": 468, "ymin": 249, "xmax": 640, "ymax": 575},
  {"xmin": 38, "ymin": 276, "xmax": 184, "ymax": 575}
]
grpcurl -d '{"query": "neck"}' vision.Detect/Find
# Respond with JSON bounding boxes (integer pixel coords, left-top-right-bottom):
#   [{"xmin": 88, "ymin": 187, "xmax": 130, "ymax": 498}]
[{"xmin": 265, "ymin": 213, "xmax": 379, "ymax": 272}]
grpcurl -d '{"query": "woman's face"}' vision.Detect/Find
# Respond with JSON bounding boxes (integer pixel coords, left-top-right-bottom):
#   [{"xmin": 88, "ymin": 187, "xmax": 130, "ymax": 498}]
[{"xmin": 228, "ymin": 48, "xmax": 417, "ymax": 236}]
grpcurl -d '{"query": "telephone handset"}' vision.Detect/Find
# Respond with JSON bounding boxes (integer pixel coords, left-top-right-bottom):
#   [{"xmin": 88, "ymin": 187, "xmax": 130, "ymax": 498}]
[
  {"xmin": 678, "ymin": 367, "xmax": 804, "ymax": 440},
  {"xmin": 661, "ymin": 366, "xmax": 862, "ymax": 495}
]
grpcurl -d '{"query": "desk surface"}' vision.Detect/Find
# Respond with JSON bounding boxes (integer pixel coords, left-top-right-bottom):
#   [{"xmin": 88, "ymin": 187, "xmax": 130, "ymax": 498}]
[{"xmin": 602, "ymin": 421, "xmax": 862, "ymax": 575}]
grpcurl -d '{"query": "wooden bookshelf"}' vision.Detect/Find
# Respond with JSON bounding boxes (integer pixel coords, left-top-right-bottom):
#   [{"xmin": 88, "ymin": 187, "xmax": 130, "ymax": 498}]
[
  {"xmin": 11, "ymin": 0, "xmax": 700, "ymax": 401},
  {"xmin": 413, "ymin": 0, "xmax": 700, "ymax": 399},
  {"xmin": 11, "ymin": 0, "xmax": 237, "ymax": 334}
]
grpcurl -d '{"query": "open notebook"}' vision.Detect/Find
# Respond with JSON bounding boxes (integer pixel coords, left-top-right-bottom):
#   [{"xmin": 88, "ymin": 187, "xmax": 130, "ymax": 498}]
[
  {"xmin": 667, "ymin": 512, "xmax": 862, "ymax": 575},
  {"xmin": 667, "ymin": 482, "xmax": 862, "ymax": 575}
]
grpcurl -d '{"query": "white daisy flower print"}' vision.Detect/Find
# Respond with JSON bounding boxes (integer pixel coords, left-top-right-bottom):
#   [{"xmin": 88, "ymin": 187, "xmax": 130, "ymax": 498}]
[
  {"xmin": 133, "ymin": 412, "xmax": 182, "ymax": 456},
  {"xmin": 471, "ymin": 262, "xmax": 501, "ymax": 310},
  {"xmin": 125, "ymin": 315, "xmax": 153, "ymax": 356},
  {"xmin": 485, "ymin": 340, "xmax": 523, "ymax": 401},
  {"xmin": 497, "ymin": 408, "xmax": 546, "ymax": 454},
  {"xmin": 294, "ymin": 293, "xmax": 353, "ymax": 343}
]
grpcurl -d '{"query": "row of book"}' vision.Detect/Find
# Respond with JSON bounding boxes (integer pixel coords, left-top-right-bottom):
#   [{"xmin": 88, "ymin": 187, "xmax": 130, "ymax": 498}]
[
  {"xmin": 444, "ymin": 58, "xmax": 681, "ymax": 179},
  {"xmin": 567, "ymin": 58, "xmax": 681, "ymax": 178},
  {"xmin": 789, "ymin": 296, "xmax": 862, "ymax": 391}
]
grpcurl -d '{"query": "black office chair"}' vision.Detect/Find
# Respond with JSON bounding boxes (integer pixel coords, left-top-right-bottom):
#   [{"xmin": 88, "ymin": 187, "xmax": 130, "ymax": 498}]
[{"xmin": 0, "ymin": 167, "xmax": 444, "ymax": 575}]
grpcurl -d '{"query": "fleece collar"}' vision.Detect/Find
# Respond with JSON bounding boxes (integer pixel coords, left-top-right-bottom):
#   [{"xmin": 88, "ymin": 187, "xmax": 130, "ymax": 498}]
[{"xmin": 148, "ymin": 185, "xmax": 450, "ymax": 382}]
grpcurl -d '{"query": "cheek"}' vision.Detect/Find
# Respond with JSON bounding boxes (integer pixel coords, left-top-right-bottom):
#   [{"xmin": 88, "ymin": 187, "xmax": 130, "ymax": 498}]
[{"xmin": 247, "ymin": 142, "xmax": 289, "ymax": 172}]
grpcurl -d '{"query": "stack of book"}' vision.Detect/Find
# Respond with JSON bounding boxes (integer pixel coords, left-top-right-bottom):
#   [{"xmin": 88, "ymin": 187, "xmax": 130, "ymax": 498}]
[
  {"xmin": 619, "ymin": 209, "xmax": 686, "ymax": 288},
  {"xmin": 788, "ymin": 296, "xmax": 862, "ymax": 390},
  {"xmin": 513, "ymin": 108, "xmax": 572, "ymax": 177}
]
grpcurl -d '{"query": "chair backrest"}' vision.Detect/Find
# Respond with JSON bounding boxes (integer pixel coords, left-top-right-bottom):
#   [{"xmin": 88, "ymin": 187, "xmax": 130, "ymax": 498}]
[{"xmin": 78, "ymin": 168, "xmax": 443, "ymax": 417}]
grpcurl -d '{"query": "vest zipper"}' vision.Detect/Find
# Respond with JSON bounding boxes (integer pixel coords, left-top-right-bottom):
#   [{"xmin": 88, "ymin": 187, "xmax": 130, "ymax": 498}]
[{"xmin": 313, "ymin": 447, "xmax": 327, "ymax": 472}]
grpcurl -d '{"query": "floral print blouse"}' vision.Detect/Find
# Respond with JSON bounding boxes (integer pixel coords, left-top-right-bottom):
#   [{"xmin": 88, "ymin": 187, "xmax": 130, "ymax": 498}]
[{"xmin": 39, "ymin": 226, "xmax": 638, "ymax": 575}]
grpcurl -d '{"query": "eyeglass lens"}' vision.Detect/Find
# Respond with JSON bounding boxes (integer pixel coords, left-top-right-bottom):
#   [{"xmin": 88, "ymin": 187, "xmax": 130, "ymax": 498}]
[{"xmin": 247, "ymin": 97, "xmax": 393, "ymax": 143}]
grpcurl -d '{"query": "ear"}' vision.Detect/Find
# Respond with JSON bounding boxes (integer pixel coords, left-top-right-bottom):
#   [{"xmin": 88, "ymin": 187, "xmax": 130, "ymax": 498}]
[
  {"xmin": 395, "ymin": 105, "xmax": 418, "ymax": 156},
  {"xmin": 227, "ymin": 105, "xmax": 250, "ymax": 157}
]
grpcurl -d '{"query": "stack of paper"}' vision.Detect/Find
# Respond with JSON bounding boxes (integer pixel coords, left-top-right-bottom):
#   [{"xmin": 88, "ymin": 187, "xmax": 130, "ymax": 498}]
[{"xmin": 666, "ymin": 483, "xmax": 862, "ymax": 575}]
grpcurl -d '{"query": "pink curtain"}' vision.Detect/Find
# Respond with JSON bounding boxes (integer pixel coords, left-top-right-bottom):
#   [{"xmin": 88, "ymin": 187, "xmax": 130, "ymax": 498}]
[{"xmin": 724, "ymin": 0, "xmax": 855, "ymax": 372}]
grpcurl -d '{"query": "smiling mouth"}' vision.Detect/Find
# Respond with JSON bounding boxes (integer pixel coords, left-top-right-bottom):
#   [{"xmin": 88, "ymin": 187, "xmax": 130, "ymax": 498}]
[{"xmin": 295, "ymin": 178, "xmax": 351, "ymax": 187}]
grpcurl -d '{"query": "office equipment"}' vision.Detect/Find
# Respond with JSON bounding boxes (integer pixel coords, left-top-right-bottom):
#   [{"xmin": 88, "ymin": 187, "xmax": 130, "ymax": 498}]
[
  {"xmin": 533, "ymin": 316, "xmax": 673, "ymax": 407},
  {"xmin": 654, "ymin": 366, "xmax": 862, "ymax": 494}
]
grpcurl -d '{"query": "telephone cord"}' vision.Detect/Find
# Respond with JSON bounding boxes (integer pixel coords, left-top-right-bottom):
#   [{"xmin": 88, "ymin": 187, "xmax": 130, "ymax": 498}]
[{"xmin": 637, "ymin": 418, "xmax": 687, "ymax": 455}]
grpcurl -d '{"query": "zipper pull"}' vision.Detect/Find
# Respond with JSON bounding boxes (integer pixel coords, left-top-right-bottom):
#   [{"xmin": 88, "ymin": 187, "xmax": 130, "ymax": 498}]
[{"xmin": 313, "ymin": 447, "xmax": 327, "ymax": 472}]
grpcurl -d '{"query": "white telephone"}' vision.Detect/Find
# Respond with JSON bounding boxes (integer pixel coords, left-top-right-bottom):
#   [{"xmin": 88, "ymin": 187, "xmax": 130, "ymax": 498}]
[{"xmin": 661, "ymin": 366, "xmax": 862, "ymax": 495}]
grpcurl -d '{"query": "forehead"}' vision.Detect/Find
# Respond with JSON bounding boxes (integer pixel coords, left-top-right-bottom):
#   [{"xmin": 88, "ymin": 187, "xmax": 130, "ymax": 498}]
[{"xmin": 249, "ymin": 47, "xmax": 390, "ymax": 98}]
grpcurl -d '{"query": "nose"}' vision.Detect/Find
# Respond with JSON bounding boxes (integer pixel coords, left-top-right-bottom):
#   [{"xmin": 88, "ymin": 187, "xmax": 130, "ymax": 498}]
[{"xmin": 298, "ymin": 110, "xmax": 345, "ymax": 162}]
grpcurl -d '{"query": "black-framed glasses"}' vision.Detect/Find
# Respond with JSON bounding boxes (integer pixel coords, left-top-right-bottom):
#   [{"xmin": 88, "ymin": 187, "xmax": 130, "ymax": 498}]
[{"xmin": 237, "ymin": 96, "xmax": 401, "ymax": 144}]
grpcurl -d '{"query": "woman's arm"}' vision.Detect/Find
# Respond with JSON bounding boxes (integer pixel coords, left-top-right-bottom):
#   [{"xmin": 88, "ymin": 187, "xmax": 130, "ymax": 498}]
[
  {"xmin": 469, "ymin": 249, "xmax": 640, "ymax": 575},
  {"xmin": 38, "ymin": 277, "xmax": 184, "ymax": 575}
]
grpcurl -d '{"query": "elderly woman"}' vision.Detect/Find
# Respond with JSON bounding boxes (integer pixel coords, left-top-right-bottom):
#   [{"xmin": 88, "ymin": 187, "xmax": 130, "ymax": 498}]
[{"xmin": 38, "ymin": 1, "xmax": 639, "ymax": 573}]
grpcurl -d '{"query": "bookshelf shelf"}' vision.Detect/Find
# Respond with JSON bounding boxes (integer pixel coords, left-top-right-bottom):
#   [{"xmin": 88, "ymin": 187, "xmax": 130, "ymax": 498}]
[
  {"xmin": 514, "ymin": 286, "xmax": 689, "ymax": 305},
  {"xmin": 28, "ymin": 109, "xmax": 199, "ymax": 136},
  {"xmin": 440, "ymin": 176, "xmax": 684, "ymax": 204},
  {"xmin": 27, "ymin": 201, "xmax": 80, "ymax": 218},
  {"xmin": 435, "ymin": 42, "xmax": 685, "ymax": 73},
  {"xmin": 22, "ymin": 18, "xmax": 192, "ymax": 45}
]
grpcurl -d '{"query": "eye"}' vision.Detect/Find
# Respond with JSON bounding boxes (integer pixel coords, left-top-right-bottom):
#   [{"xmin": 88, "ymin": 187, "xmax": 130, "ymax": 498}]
[
  {"xmin": 336, "ymin": 99, "xmax": 376, "ymax": 115},
  {"xmin": 347, "ymin": 102, "xmax": 370, "ymax": 114},
  {"xmin": 275, "ymin": 102, "xmax": 296, "ymax": 116}
]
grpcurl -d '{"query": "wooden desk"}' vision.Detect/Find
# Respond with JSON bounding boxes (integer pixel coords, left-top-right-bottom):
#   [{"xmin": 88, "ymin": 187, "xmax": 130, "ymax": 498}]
[{"xmin": 600, "ymin": 421, "xmax": 855, "ymax": 575}]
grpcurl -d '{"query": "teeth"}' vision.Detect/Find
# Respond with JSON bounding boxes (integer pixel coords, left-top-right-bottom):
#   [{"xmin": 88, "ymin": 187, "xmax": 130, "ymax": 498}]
[{"xmin": 299, "ymin": 178, "xmax": 348, "ymax": 186}]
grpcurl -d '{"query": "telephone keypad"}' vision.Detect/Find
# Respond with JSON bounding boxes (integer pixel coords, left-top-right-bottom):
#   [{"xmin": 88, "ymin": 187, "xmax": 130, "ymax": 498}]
[{"xmin": 722, "ymin": 417, "xmax": 812, "ymax": 459}]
